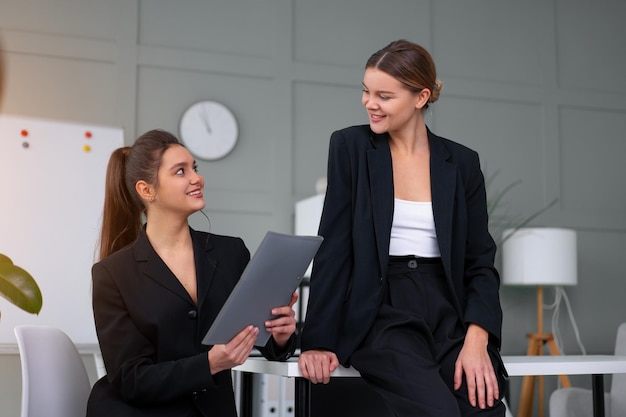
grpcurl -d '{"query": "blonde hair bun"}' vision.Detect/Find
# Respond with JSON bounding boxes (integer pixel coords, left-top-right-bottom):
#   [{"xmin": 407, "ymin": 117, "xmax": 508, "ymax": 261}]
[{"xmin": 430, "ymin": 79, "xmax": 443, "ymax": 103}]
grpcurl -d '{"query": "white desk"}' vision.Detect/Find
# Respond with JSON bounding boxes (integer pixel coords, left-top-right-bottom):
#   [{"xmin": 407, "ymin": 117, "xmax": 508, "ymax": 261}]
[{"xmin": 234, "ymin": 355, "xmax": 626, "ymax": 417}]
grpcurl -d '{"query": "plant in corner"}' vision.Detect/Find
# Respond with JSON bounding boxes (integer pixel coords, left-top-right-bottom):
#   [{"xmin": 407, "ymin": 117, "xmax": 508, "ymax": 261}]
[
  {"xmin": 0, "ymin": 42, "xmax": 43, "ymax": 320},
  {"xmin": 486, "ymin": 169, "xmax": 558, "ymax": 246},
  {"xmin": 0, "ymin": 253, "xmax": 43, "ymax": 320}
]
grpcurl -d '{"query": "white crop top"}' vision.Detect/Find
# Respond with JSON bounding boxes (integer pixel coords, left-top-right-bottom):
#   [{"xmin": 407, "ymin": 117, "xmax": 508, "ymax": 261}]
[{"xmin": 389, "ymin": 198, "xmax": 441, "ymax": 257}]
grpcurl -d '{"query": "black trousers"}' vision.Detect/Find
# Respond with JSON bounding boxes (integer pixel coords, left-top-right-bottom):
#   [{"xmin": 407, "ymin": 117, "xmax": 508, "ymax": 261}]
[{"xmin": 349, "ymin": 256, "xmax": 507, "ymax": 417}]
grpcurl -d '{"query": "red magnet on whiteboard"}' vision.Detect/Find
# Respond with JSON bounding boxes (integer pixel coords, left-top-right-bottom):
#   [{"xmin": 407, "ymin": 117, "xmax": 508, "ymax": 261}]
[
  {"xmin": 21, "ymin": 129, "xmax": 28, "ymax": 137},
  {"xmin": 85, "ymin": 131, "xmax": 92, "ymax": 139}
]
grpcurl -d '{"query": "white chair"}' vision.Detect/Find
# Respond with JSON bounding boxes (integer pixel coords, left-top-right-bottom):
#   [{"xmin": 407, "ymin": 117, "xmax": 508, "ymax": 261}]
[
  {"xmin": 14, "ymin": 325, "xmax": 91, "ymax": 417},
  {"xmin": 549, "ymin": 322, "xmax": 626, "ymax": 417},
  {"xmin": 503, "ymin": 398, "xmax": 515, "ymax": 417}
]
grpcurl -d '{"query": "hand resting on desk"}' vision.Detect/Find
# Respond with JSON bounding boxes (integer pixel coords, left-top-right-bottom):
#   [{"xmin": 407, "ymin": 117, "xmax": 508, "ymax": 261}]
[{"xmin": 298, "ymin": 349, "xmax": 340, "ymax": 384}]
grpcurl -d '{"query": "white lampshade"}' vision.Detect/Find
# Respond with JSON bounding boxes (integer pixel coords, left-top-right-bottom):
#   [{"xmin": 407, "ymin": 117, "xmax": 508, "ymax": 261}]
[{"xmin": 502, "ymin": 227, "xmax": 577, "ymax": 286}]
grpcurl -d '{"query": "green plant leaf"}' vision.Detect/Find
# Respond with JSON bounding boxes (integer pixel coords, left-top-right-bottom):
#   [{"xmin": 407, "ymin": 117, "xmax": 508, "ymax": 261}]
[
  {"xmin": 0, "ymin": 253, "xmax": 13, "ymax": 264},
  {"xmin": 0, "ymin": 261, "xmax": 43, "ymax": 315}
]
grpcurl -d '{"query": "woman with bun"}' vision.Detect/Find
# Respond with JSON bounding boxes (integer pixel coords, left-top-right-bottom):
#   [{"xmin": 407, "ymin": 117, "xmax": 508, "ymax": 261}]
[{"xmin": 299, "ymin": 40, "xmax": 507, "ymax": 417}]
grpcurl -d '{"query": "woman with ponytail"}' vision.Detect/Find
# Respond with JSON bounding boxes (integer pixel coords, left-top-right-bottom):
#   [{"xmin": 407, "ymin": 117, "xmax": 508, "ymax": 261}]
[{"xmin": 87, "ymin": 129, "xmax": 296, "ymax": 417}]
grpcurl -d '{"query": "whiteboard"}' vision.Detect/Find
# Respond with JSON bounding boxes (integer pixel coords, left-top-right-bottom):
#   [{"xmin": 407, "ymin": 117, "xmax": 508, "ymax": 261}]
[{"xmin": 0, "ymin": 115, "xmax": 124, "ymax": 344}]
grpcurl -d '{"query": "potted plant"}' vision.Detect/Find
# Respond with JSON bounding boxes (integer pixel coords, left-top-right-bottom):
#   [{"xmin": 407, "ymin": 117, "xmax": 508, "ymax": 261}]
[
  {"xmin": 486, "ymin": 170, "xmax": 557, "ymax": 245},
  {"xmin": 0, "ymin": 253, "xmax": 42, "ymax": 319},
  {"xmin": 0, "ymin": 41, "xmax": 42, "ymax": 319}
]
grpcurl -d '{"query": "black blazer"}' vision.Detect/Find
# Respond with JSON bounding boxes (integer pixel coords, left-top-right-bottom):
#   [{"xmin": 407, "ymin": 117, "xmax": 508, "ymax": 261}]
[
  {"xmin": 87, "ymin": 227, "xmax": 294, "ymax": 417},
  {"xmin": 300, "ymin": 125, "xmax": 502, "ymax": 365}
]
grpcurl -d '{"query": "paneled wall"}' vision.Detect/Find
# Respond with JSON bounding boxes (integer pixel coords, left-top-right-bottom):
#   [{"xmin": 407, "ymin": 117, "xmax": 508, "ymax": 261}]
[{"xmin": 1, "ymin": 1, "xmax": 625, "ymax": 416}]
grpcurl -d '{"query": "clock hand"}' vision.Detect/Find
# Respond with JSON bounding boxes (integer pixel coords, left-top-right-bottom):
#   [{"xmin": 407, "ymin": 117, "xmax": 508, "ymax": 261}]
[{"xmin": 201, "ymin": 106, "xmax": 212, "ymax": 134}]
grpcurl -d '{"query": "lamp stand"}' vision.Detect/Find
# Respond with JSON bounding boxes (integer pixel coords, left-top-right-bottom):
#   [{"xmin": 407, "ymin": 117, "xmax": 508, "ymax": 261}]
[{"xmin": 516, "ymin": 285, "xmax": 571, "ymax": 417}]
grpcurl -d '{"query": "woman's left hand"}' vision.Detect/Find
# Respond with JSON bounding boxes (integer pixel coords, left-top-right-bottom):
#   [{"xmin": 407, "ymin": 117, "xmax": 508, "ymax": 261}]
[
  {"xmin": 266, "ymin": 291, "xmax": 298, "ymax": 348},
  {"xmin": 454, "ymin": 324, "xmax": 500, "ymax": 409}
]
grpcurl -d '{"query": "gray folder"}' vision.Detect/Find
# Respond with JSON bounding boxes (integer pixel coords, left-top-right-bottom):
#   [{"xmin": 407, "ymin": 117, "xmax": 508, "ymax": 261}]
[{"xmin": 202, "ymin": 231, "xmax": 323, "ymax": 346}]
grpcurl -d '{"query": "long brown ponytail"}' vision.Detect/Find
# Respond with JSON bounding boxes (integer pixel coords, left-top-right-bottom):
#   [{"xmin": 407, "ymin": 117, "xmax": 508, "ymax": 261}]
[{"xmin": 97, "ymin": 129, "xmax": 180, "ymax": 260}]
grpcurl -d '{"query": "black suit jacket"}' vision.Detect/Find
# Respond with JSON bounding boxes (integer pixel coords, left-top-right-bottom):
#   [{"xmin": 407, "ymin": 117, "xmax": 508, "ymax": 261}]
[
  {"xmin": 87, "ymin": 227, "xmax": 294, "ymax": 417},
  {"xmin": 300, "ymin": 125, "xmax": 502, "ymax": 365}
]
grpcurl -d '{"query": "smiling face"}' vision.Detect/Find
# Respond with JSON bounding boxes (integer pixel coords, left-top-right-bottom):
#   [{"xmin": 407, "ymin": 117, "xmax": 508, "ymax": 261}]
[
  {"xmin": 361, "ymin": 68, "xmax": 430, "ymax": 136},
  {"xmin": 151, "ymin": 144, "xmax": 205, "ymax": 217}
]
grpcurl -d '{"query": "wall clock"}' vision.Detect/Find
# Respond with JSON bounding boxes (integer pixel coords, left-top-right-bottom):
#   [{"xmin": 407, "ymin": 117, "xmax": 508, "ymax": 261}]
[{"xmin": 179, "ymin": 100, "xmax": 239, "ymax": 161}]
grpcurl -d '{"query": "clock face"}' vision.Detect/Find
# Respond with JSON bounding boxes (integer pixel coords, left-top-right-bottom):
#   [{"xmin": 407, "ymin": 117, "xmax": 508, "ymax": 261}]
[{"xmin": 179, "ymin": 101, "xmax": 239, "ymax": 161}]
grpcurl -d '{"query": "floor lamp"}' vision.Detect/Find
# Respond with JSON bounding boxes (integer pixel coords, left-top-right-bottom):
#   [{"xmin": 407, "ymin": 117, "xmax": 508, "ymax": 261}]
[{"xmin": 502, "ymin": 227, "xmax": 577, "ymax": 417}]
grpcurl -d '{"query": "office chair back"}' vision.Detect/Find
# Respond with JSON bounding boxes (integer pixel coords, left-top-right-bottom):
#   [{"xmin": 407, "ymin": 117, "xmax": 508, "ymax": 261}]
[
  {"xmin": 549, "ymin": 322, "xmax": 626, "ymax": 417},
  {"xmin": 14, "ymin": 325, "xmax": 91, "ymax": 417}
]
